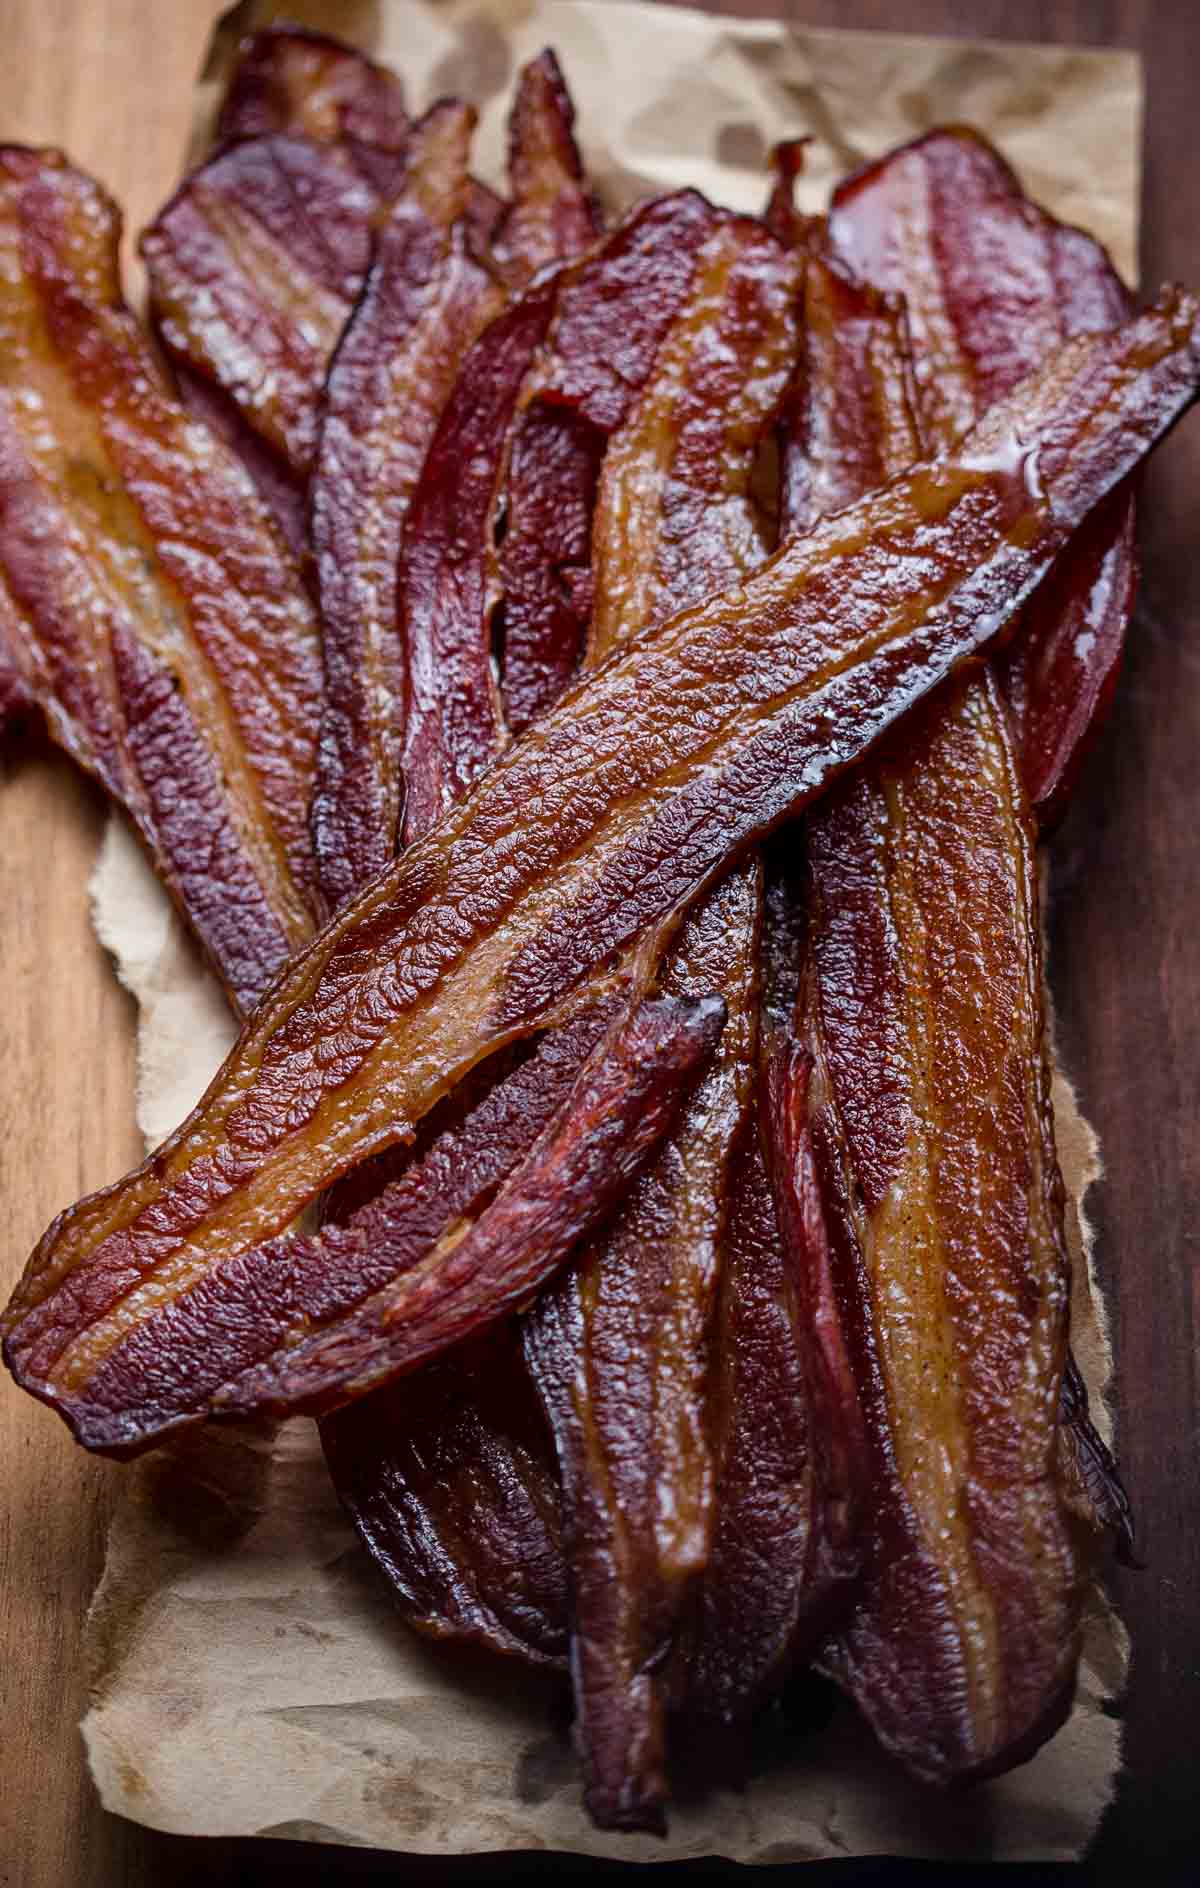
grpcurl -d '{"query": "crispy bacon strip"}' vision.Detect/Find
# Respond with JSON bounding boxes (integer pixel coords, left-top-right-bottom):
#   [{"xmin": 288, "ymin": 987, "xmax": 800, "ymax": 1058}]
[
  {"xmin": 826, "ymin": 133, "xmax": 1136, "ymax": 1543},
  {"xmin": 320, "ymin": 206, "xmax": 774, "ymax": 1690},
  {"xmin": 145, "ymin": 45, "xmax": 595, "ymax": 485},
  {"xmin": 216, "ymin": 23, "xmax": 409, "ymax": 151},
  {"xmin": 142, "ymin": 133, "xmax": 388, "ymax": 473},
  {"xmin": 323, "ymin": 1326, "xmax": 568, "ymax": 1667},
  {"xmin": 522, "ymin": 216, "xmax": 801, "ymax": 1831},
  {"xmin": 494, "ymin": 48, "xmax": 601, "ymax": 277},
  {"xmin": 0, "ymin": 147, "xmax": 322, "ymax": 1012},
  {"xmin": 792, "ymin": 665, "xmax": 1082, "ymax": 1781},
  {"xmin": 667, "ymin": 861, "xmax": 812, "ymax": 1762},
  {"xmin": 48, "ymin": 991, "xmax": 723, "ymax": 1451},
  {"xmin": 309, "ymin": 102, "xmax": 506, "ymax": 908},
  {"xmin": 526, "ymin": 869, "xmax": 762, "ymax": 1833},
  {"xmin": 499, "ymin": 189, "xmax": 721, "ymax": 732},
  {"xmin": 776, "ymin": 247, "xmax": 1118, "ymax": 1782},
  {"xmin": 4, "ymin": 296, "xmax": 1198, "ymax": 1453},
  {"xmin": 312, "ymin": 57, "xmax": 601, "ymax": 902},
  {"xmin": 829, "ymin": 126, "xmax": 1137, "ymax": 822}
]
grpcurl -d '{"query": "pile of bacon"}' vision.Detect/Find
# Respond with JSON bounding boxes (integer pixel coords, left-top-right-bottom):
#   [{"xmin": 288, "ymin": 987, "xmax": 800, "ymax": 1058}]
[{"xmin": 1, "ymin": 25, "xmax": 1195, "ymax": 1834}]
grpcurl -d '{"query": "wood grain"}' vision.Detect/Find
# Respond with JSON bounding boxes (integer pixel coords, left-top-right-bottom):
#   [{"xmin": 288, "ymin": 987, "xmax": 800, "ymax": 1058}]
[
  {"xmin": 1, "ymin": 2, "xmax": 1196, "ymax": 1884},
  {"xmin": 0, "ymin": 11, "xmax": 233, "ymax": 1887}
]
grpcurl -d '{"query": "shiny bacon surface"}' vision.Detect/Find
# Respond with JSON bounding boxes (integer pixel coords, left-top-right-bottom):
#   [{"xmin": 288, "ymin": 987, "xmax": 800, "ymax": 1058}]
[
  {"xmin": 780, "ymin": 237, "xmax": 1114, "ymax": 1782},
  {"xmin": 494, "ymin": 48, "xmax": 601, "ymax": 278},
  {"xmin": 0, "ymin": 146, "xmax": 322, "ymax": 1012},
  {"xmin": 27, "ymin": 991, "xmax": 721, "ymax": 1451},
  {"xmin": 216, "ymin": 23, "xmax": 410, "ymax": 151},
  {"xmin": 522, "ymin": 213, "xmax": 801, "ymax": 1830},
  {"xmin": 142, "ymin": 132, "xmax": 388, "ymax": 473},
  {"xmin": 824, "ymin": 137, "xmax": 1138, "ymax": 1545},
  {"xmin": 498, "ymin": 188, "xmax": 720, "ymax": 731},
  {"xmin": 829, "ymin": 126, "xmax": 1137, "ymax": 822},
  {"xmin": 310, "ymin": 53, "xmax": 599, "ymax": 906},
  {"xmin": 323, "ymin": 1324, "xmax": 569, "ymax": 1667},
  {"xmin": 5, "ymin": 294, "xmax": 1198, "ymax": 1455},
  {"xmin": 309, "ymin": 101, "xmax": 505, "ymax": 909},
  {"xmin": 796, "ymin": 666, "xmax": 1082, "ymax": 1780}
]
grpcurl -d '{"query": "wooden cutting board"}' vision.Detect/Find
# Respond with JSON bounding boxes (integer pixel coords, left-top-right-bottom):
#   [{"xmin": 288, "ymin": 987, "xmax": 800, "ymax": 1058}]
[{"xmin": 1, "ymin": 2, "xmax": 1196, "ymax": 1884}]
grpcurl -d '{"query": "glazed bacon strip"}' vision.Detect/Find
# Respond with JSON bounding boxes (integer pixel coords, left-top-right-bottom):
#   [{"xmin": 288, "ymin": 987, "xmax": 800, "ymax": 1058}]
[
  {"xmin": 22, "ymin": 991, "xmax": 722, "ymax": 1451},
  {"xmin": 827, "ymin": 128, "xmax": 1136, "ymax": 1544},
  {"xmin": 522, "ymin": 215, "xmax": 801, "ymax": 1832},
  {"xmin": 493, "ymin": 48, "xmax": 602, "ymax": 277},
  {"xmin": 498, "ymin": 190, "xmax": 721, "ymax": 732},
  {"xmin": 323, "ymin": 1326, "xmax": 569, "ymax": 1668},
  {"xmin": 318, "ymin": 206, "xmax": 768, "ymax": 1684},
  {"xmin": 216, "ymin": 23, "xmax": 410, "ymax": 152},
  {"xmin": 162, "ymin": 25, "xmax": 412, "ymax": 543},
  {"xmin": 829, "ymin": 126, "xmax": 1138, "ymax": 823},
  {"xmin": 671, "ymin": 266, "xmax": 925, "ymax": 1774},
  {"xmin": 312, "ymin": 100, "xmax": 606, "ymax": 1646},
  {"xmin": 311, "ymin": 58, "xmax": 600, "ymax": 906},
  {"xmin": 144, "ymin": 46, "xmax": 594, "ymax": 484},
  {"xmin": 309, "ymin": 101, "xmax": 506, "ymax": 909},
  {"xmin": 787, "ymin": 663, "xmax": 1084, "ymax": 1782},
  {"xmin": 0, "ymin": 146, "xmax": 323, "ymax": 1013},
  {"xmin": 142, "ymin": 133, "xmax": 389, "ymax": 474},
  {"xmin": 771, "ymin": 232, "xmax": 1121, "ymax": 1784},
  {"xmin": 4, "ymin": 294, "xmax": 1198, "ymax": 1454}
]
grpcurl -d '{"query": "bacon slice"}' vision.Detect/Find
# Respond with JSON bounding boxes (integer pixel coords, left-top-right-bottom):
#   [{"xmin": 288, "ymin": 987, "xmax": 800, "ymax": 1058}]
[
  {"xmin": 826, "ymin": 134, "xmax": 1137, "ymax": 1544},
  {"xmin": 829, "ymin": 126, "xmax": 1137, "ymax": 822},
  {"xmin": 308, "ymin": 102, "xmax": 506, "ymax": 908},
  {"xmin": 142, "ymin": 133, "xmax": 387, "ymax": 474},
  {"xmin": 216, "ymin": 23, "xmax": 409, "ymax": 151},
  {"xmin": 522, "ymin": 215, "xmax": 801, "ymax": 1831},
  {"xmin": 323, "ymin": 1325, "xmax": 568, "ymax": 1667},
  {"xmin": 319, "ymin": 208, "xmax": 783, "ymax": 1693},
  {"xmin": 30, "ymin": 990, "xmax": 722, "ymax": 1452},
  {"xmin": 494, "ymin": 48, "xmax": 602, "ymax": 277},
  {"xmin": 775, "ymin": 246, "xmax": 1121, "ymax": 1783},
  {"xmin": 145, "ymin": 46, "xmax": 596, "ymax": 486},
  {"xmin": 0, "ymin": 146, "xmax": 322, "ymax": 1013},
  {"xmin": 311, "ymin": 55, "xmax": 601, "ymax": 906},
  {"xmin": 791, "ymin": 664, "xmax": 1083, "ymax": 1781},
  {"xmin": 498, "ymin": 189, "xmax": 721, "ymax": 732},
  {"xmin": 4, "ymin": 295, "xmax": 1197, "ymax": 1454}
]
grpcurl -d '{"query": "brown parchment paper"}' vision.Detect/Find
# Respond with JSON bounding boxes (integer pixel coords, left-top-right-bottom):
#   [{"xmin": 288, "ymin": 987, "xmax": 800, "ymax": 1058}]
[{"xmin": 80, "ymin": 0, "xmax": 1141, "ymax": 1861}]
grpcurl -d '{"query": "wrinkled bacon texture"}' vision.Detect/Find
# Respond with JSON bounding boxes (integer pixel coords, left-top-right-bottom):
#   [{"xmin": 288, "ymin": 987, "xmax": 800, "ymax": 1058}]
[
  {"xmin": 666, "ymin": 860, "xmax": 814, "ymax": 1760},
  {"xmin": 311, "ymin": 54, "xmax": 600, "ymax": 904},
  {"xmin": 777, "ymin": 226, "xmax": 1111, "ymax": 1783},
  {"xmin": 323, "ymin": 1326, "xmax": 568, "ymax": 1667},
  {"xmin": 829, "ymin": 126, "xmax": 1137, "ymax": 823},
  {"xmin": 499, "ymin": 189, "xmax": 720, "ymax": 732},
  {"xmin": 314, "ymin": 68, "xmax": 607, "ymax": 1648},
  {"xmin": 523, "ymin": 215, "xmax": 801, "ymax": 1831},
  {"xmin": 0, "ymin": 146, "xmax": 322, "ymax": 1012},
  {"xmin": 142, "ymin": 133, "xmax": 390, "ymax": 473},
  {"xmin": 4, "ymin": 296, "xmax": 1198, "ymax": 1456},
  {"xmin": 795, "ymin": 667, "xmax": 1082, "ymax": 1781},
  {"xmin": 826, "ymin": 130, "xmax": 1136, "ymax": 1547},
  {"xmin": 308, "ymin": 101, "xmax": 505, "ymax": 909},
  {"xmin": 217, "ymin": 23, "xmax": 410, "ymax": 151},
  {"xmin": 494, "ymin": 48, "xmax": 602, "ymax": 277},
  {"xmin": 7, "ymin": 990, "xmax": 723, "ymax": 1453},
  {"xmin": 527, "ymin": 868, "xmax": 762, "ymax": 1833}
]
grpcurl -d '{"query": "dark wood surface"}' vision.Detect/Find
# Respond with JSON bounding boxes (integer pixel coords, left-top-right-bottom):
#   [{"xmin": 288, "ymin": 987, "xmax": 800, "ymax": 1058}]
[{"xmin": 1, "ymin": 2, "xmax": 1196, "ymax": 1883}]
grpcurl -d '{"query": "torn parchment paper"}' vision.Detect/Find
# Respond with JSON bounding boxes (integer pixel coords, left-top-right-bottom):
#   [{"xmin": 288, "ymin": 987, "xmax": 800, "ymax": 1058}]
[{"xmin": 81, "ymin": 0, "xmax": 1141, "ymax": 1861}]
